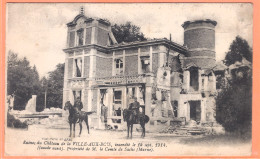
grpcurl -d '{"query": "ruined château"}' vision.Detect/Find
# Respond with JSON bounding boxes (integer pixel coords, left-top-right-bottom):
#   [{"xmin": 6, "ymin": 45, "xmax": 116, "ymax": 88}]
[{"xmin": 62, "ymin": 9, "xmax": 225, "ymax": 131}]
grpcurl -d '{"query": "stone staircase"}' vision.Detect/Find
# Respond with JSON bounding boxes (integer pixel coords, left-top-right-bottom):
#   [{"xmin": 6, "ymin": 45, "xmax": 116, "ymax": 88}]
[{"xmin": 159, "ymin": 120, "xmax": 211, "ymax": 136}]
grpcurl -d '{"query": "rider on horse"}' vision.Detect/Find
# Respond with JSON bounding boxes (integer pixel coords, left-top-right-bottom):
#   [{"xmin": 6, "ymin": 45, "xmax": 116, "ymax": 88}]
[
  {"xmin": 74, "ymin": 96, "xmax": 83, "ymax": 115},
  {"xmin": 129, "ymin": 97, "xmax": 140, "ymax": 123}
]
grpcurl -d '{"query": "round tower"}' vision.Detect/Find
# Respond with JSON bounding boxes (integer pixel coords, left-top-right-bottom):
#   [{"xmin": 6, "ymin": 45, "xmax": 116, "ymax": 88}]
[{"xmin": 182, "ymin": 19, "xmax": 217, "ymax": 69}]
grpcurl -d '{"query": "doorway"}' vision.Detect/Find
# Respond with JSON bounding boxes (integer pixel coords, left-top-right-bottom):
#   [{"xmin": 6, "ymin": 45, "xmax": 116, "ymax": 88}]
[{"xmin": 189, "ymin": 101, "xmax": 201, "ymax": 122}]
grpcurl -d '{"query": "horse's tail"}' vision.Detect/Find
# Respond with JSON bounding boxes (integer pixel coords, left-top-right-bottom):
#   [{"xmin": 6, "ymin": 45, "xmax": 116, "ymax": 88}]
[
  {"xmin": 85, "ymin": 111, "xmax": 96, "ymax": 115},
  {"xmin": 144, "ymin": 115, "xmax": 150, "ymax": 124}
]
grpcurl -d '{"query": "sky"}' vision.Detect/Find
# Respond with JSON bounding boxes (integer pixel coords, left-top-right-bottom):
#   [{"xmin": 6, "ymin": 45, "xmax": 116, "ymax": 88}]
[{"xmin": 6, "ymin": 3, "xmax": 253, "ymax": 77}]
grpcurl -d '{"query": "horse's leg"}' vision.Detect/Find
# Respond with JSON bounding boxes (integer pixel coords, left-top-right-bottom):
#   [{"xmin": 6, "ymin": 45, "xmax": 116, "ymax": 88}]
[
  {"xmin": 69, "ymin": 122, "xmax": 72, "ymax": 137},
  {"xmin": 143, "ymin": 125, "xmax": 145, "ymax": 137},
  {"xmin": 140, "ymin": 123, "xmax": 143, "ymax": 138},
  {"xmin": 73, "ymin": 123, "xmax": 76, "ymax": 137},
  {"xmin": 141, "ymin": 123, "xmax": 145, "ymax": 138},
  {"xmin": 127, "ymin": 123, "xmax": 129, "ymax": 138},
  {"xmin": 79, "ymin": 121, "xmax": 82, "ymax": 137},
  {"xmin": 130, "ymin": 124, "xmax": 133, "ymax": 139},
  {"xmin": 85, "ymin": 116, "xmax": 90, "ymax": 134}
]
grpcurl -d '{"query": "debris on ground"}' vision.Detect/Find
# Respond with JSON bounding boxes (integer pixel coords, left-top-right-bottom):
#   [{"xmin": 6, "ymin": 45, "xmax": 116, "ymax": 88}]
[{"xmin": 7, "ymin": 112, "xmax": 28, "ymax": 129}]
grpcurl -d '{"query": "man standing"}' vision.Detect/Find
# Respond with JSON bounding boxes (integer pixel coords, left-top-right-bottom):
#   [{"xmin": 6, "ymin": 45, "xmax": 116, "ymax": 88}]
[
  {"xmin": 129, "ymin": 97, "xmax": 140, "ymax": 123},
  {"xmin": 7, "ymin": 93, "xmax": 15, "ymax": 112},
  {"xmin": 101, "ymin": 103, "xmax": 108, "ymax": 128}
]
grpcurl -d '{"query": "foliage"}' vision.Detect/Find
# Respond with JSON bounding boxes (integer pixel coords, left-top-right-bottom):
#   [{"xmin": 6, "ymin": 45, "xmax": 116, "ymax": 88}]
[
  {"xmin": 216, "ymin": 70, "xmax": 252, "ymax": 137},
  {"xmin": 7, "ymin": 51, "xmax": 41, "ymax": 110},
  {"xmin": 224, "ymin": 36, "xmax": 252, "ymax": 66},
  {"xmin": 44, "ymin": 63, "xmax": 65, "ymax": 108},
  {"xmin": 111, "ymin": 22, "xmax": 147, "ymax": 43},
  {"xmin": 36, "ymin": 77, "xmax": 48, "ymax": 112},
  {"xmin": 216, "ymin": 36, "xmax": 252, "ymax": 137}
]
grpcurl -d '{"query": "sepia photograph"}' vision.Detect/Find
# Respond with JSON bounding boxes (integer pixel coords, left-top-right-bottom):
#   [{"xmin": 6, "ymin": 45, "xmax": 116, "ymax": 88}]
[{"xmin": 4, "ymin": 3, "xmax": 253, "ymax": 156}]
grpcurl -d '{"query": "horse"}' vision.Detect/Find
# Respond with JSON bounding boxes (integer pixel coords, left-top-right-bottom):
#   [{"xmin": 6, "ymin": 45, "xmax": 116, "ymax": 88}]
[
  {"xmin": 64, "ymin": 101, "xmax": 95, "ymax": 137},
  {"xmin": 123, "ymin": 108, "xmax": 150, "ymax": 138}
]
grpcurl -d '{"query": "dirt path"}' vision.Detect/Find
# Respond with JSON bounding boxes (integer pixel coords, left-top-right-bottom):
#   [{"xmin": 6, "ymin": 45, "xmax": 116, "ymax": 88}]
[{"xmin": 4, "ymin": 125, "xmax": 251, "ymax": 157}]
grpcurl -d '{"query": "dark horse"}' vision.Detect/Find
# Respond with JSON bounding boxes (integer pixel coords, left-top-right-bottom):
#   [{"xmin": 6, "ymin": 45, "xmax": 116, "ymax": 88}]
[
  {"xmin": 123, "ymin": 109, "xmax": 149, "ymax": 138},
  {"xmin": 64, "ymin": 101, "xmax": 95, "ymax": 137}
]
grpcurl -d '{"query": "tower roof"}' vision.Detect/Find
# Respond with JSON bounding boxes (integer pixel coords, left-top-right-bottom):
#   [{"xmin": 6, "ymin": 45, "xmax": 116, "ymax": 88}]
[{"xmin": 182, "ymin": 19, "xmax": 217, "ymax": 29}]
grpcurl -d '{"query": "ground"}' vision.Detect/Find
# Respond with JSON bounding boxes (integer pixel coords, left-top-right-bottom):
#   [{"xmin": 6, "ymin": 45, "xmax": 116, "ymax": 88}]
[{"xmin": 5, "ymin": 122, "xmax": 251, "ymax": 157}]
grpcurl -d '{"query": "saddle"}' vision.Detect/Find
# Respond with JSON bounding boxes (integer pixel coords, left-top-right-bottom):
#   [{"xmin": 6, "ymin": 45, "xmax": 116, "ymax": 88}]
[{"xmin": 131, "ymin": 110, "xmax": 140, "ymax": 124}]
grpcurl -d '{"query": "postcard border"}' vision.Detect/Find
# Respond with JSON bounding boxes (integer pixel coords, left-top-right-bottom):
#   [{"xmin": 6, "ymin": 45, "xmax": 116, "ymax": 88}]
[{"xmin": 0, "ymin": 0, "xmax": 259, "ymax": 158}]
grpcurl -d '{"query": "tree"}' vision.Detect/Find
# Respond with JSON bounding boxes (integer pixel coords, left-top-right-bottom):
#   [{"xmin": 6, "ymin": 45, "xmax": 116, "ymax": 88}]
[
  {"xmin": 216, "ymin": 37, "xmax": 252, "ymax": 137},
  {"xmin": 7, "ymin": 51, "xmax": 41, "ymax": 110},
  {"xmin": 224, "ymin": 36, "xmax": 252, "ymax": 66},
  {"xmin": 36, "ymin": 77, "xmax": 48, "ymax": 112},
  {"xmin": 216, "ymin": 69, "xmax": 252, "ymax": 137},
  {"xmin": 44, "ymin": 63, "xmax": 65, "ymax": 108},
  {"xmin": 111, "ymin": 22, "xmax": 147, "ymax": 43}
]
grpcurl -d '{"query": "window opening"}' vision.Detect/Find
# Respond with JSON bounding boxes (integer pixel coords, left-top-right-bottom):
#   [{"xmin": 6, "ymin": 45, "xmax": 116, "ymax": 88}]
[
  {"xmin": 141, "ymin": 56, "xmax": 150, "ymax": 73},
  {"xmin": 171, "ymin": 100, "xmax": 178, "ymax": 117},
  {"xmin": 77, "ymin": 29, "xmax": 84, "ymax": 46},
  {"xmin": 190, "ymin": 68, "xmax": 199, "ymax": 91},
  {"xmin": 115, "ymin": 58, "xmax": 123, "ymax": 75},
  {"xmin": 74, "ymin": 58, "xmax": 82, "ymax": 77},
  {"xmin": 73, "ymin": 90, "xmax": 82, "ymax": 101},
  {"xmin": 201, "ymin": 78, "xmax": 205, "ymax": 91},
  {"xmin": 112, "ymin": 90, "xmax": 122, "ymax": 123}
]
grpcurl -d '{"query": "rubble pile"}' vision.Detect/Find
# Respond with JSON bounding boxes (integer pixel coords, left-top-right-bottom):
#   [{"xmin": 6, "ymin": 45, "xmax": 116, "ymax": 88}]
[
  {"xmin": 41, "ymin": 107, "xmax": 63, "ymax": 113},
  {"xmin": 159, "ymin": 126, "xmax": 177, "ymax": 134},
  {"xmin": 159, "ymin": 120, "xmax": 225, "ymax": 136},
  {"xmin": 9, "ymin": 108, "xmax": 68, "ymax": 129}
]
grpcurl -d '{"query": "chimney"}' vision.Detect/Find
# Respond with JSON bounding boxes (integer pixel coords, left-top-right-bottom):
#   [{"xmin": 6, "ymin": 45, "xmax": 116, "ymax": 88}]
[{"xmin": 80, "ymin": 6, "xmax": 85, "ymax": 15}]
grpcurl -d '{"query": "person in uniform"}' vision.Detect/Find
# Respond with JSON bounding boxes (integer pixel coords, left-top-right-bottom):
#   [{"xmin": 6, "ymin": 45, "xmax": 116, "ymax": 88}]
[
  {"xmin": 129, "ymin": 97, "xmax": 140, "ymax": 123},
  {"xmin": 74, "ymin": 96, "xmax": 83, "ymax": 112},
  {"xmin": 7, "ymin": 93, "xmax": 15, "ymax": 112},
  {"xmin": 101, "ymin": 103, "xmax": 108, "ymax": 128}
]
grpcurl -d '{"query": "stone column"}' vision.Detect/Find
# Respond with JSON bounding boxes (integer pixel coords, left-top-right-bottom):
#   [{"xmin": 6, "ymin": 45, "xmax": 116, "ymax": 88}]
[
  {"xmin": 198, "ymin": 69, "xmax": 202, "ymax": 91},
  {"xmin": 204, "ymin": 76, "xmax": 209, "ymax": 92},
  {"xmin": 26, "ymin": 95, "xmax": 37, "ymax": 113},
  {"xmin": 183, "ymin": 70, "xmax": 190, "ymax": 91},
  {"xmin": 212, "ymin": 73, "xmax": 217, "ymax": 92},
  {"xmin": 149, "ymin": 46, "xmax": 153, "ymax": 72},
  {"xmin": 32, "ymin": 95, "xmax": 37, "ymax": 112},
  {"xmin": 200, "ymin": 99, "xmax": 206, "ymax": 122},
  {"xmin": 186, "ymin": 101, "xmax": 190, "ymax": 121},
  {"xmin": 107, "ymin": 88, "xmax": 114, "ymax": 117},
  {"xmin": 145, "ymin": 86, "xmax": 152, "ymax": 130},
  {"xmin": 87, "ymin": 89, "xmax": 93, "ymax": 112},
  {"xmin": 138, "ymin": 48, "xmax": 142, "ymax": 74},
  {"xmin": 145, "ymin": 75, "xmax": 154, "ymax": 131}
]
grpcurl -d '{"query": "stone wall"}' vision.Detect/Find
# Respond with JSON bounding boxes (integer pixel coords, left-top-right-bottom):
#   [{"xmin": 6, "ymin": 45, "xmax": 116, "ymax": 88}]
[
  {"xmin": 84, "ymin": 56, "xmax": 90, "ymax": 78},
  {"xmin": 205, "ymin": 96, "xmax": 216, "ymax": 122},
  {"xmin": 92, "ymin": 89, "xmax": 98, "ymax": 111},
  {"xmin": 183, "ymin": 58, "xmax": 216, "ymax": 69},
  {"xmin": 85, "ymin": 28, "xmax": 92, "ymax": 44},
  {"xmin": 187, "ymin": 50, "xmax": 215, "ymax": 58},
  {"xmin": 97, "ymin": 28, "xmax": 109, "ymax": 46},
  {"xmin": 184, "ymin": 28, "xmax": 215, "ymax": 50},
  {"xmin": 83, "ymin": 89, "xmax": 88, "ymax": 111},
  {"xmin": 152, "ymin": 53, "xmax": 159, "ymax": 73},
  {"xmin": 125, "ymin": 55, "xmax": 138, "ymax": 75},
  {"xmin": 115, "ymin": 50, "xmax": 123, "ymax": 56},
  {"xmin": 140, "ymin": 46, "xmax": 150, "ymax": 52},
  {"xmin": 68, "ymin": 58, "xmax": 73, "ymax": 78},
  {"xmin": 96, "ymin": 56, "xmax": 112, "ymax": 77},
  {"xmin": 125, "ymin": 48, "xmax": 138, "ymax": 54}
]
